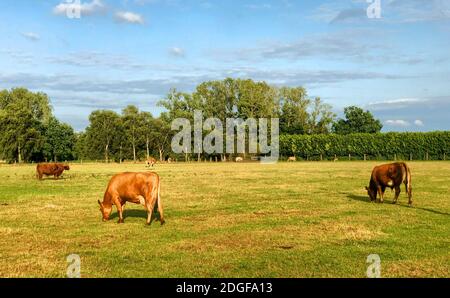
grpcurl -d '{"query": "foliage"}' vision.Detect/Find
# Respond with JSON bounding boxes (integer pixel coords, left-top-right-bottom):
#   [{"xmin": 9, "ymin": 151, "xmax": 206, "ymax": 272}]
[
  {"xmin": 332, "ymin": 106, "xmax": 383, "ymax": 134},
  {"xmin": 281, "ymin": 132, "xmax": 450, "ymax": 160},
  {"xmin": 42, "ymin": 117, "xmax": 76, "ymax": 162},
  {"xmin": 0, "ymin": 88, "xmax": 52, "ymax": 162}
]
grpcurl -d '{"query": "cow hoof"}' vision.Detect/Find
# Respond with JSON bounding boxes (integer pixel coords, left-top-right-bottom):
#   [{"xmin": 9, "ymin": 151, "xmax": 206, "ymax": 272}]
[
  {"xmin": 160, "ymin": 220, "xmax": 166, "ymax": 226},
  {"xmin": 118, "ymin": 219, "xmax": 124, "ymax": 224}
]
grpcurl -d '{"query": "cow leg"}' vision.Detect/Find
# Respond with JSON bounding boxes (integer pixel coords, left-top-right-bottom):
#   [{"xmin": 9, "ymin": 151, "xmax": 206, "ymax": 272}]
[
  {"xmin": 157, "ymin": 196, "xmax": 165, "ymax": 225},
  {"xmin": 121, "ymin": 202, "xmax": 126, "ymax": 218},
  {"xmin": 377, "ymin": 186, "xmax": 384, "ymax": 203},
  {"xmin": 393, "ymin": 186, "xmax": 401, "ymax": 204},
  {"xmin": 405, "ymin": 182, "xmax": 413, "ymax": 206},
  {"xmin": 145, "ymin": 200, "xmax": 156, "ymax": 225},
  {"xmin": 113, "ymin": 198, "xmax": 124, "ymax": 224}
]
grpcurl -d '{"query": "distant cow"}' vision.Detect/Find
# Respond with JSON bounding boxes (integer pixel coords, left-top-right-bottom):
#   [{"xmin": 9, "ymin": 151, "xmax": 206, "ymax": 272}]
[
  {"xmin": 146, "ymin": 157, "xmax": 157, "ymax": 167},
  {"xmin": 366, "ymin": 162, "xmax": 412, "ymax": 205},
  {"xmin": 98, "ymin": 172, "xmax": 164, "ymax": 225},
  {"xmin": 287, "ymin": 156, "xmax": 296, "ymax": 162},
  {"xmin": 36, "ymin": 163, "xmax": 70, "ymax": 180},
  {"xmin": 235, "ymin": 157, "xmax": 243, "ymax": 162}
]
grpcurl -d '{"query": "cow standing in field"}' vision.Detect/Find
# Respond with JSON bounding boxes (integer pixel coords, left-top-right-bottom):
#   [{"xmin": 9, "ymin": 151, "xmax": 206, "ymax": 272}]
[
  {"xmin": 235, "ymin": 157, "xmax": 243, "ymax": 162},
  {"xmin": 146, "ymin": 157, "xmax": 157, "ymax": 168},
  {"xmin": 36, "ymin": 163, "xmax": 70, "ymax": 180},
  {"xmin": 98, "ymin": 172, "xmax": 164, "ymax": 225},
  {"xmin": 366, "ymin": 162, "xmax": 412, "ymax": 205},
  {"xmin": 288, "ymin": 156, "xmax": 296, "ymax": 162}
]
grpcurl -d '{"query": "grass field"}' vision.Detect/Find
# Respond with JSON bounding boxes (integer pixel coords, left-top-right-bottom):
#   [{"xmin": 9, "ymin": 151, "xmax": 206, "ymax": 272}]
[{"xmin": 0, "ymin": 161, "xmax": 449, "ymax": 278}]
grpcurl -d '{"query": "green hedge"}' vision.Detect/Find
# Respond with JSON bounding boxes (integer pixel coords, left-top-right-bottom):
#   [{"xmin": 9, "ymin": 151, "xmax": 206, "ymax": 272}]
[{"xmin": 280, "ymin": 132, "xmax": 450, "ymax": 160}]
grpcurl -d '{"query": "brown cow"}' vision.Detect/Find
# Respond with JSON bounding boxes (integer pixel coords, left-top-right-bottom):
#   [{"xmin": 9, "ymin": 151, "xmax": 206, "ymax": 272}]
[
  {"xmin": 146, "ymin": 157, "xmax": 157, "ymax": 167},
  {"xmin": 36, "ymin": 163, "xmax": 70, "ymax": 180},
  {"xmin": 98, "ymin": 172, "xmax": 164, "ymax": 225},
  {"xmin": 365, "ymin": 162, "xmax": 412, "ymax": 205}
]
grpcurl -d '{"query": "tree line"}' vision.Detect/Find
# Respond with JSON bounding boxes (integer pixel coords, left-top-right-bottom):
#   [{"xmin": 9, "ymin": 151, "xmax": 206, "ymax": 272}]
[
  {"xmin": 281, "ymin": 132, "xmax": 450, "ymax": 161},
  {"xmin": 0, "ymin": 78, "xmax": 424, "ymax": 163}
]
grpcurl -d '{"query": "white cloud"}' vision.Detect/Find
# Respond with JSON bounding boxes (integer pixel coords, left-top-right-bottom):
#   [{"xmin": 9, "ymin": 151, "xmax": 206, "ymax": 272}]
[
  {"xmin": 53, "ymin": 0, "xmax": 106, "ymax": 17},
  {"xmin": 385, "ymin": 119, "xmax": 411, "ymax": 127},
  {"xmin": 114, "ymin": 11, "xmax": 145, "ymax": 25},
  {"xmin": 414, "ymin": 119, "xmax": 424, "ymax": 126},
  {"xmin": 21, "ymin": 32, "xmax": 40, "ymax": 41},
  {"xmin": 367, "ymin": 98, "xmax": 423, "ymax": 111},
  {"xmin": 169, "ymin": 47, "xmax": 185, "ymax": 57}
]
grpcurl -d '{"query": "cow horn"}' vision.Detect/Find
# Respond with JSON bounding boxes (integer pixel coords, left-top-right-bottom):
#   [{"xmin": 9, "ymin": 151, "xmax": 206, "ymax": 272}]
[{"xmin": 98, "ymin": 200, "xmax": 102, "ymax": 206}]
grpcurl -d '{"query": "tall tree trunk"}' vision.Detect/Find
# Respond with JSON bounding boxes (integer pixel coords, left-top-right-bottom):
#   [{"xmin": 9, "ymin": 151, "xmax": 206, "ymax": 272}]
[
  {"xmin": 18, "ymin": 143, "xmax": 22, "ymax": 164},
  {"xmin": 105, "ymin": 143, "xmax": 109, "ymax": 163},
  {"xmin": 146, "ymin": 137, "xmax": 150, "ymax": 159},
  {"xmin": 159, "ymin": 148, "xmax": 163, "ymax": 162}
]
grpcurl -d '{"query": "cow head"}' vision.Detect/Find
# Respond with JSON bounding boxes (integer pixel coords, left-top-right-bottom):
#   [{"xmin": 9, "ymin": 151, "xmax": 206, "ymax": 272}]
[
  {"xmin": 98, "ymin": 200, "xmax": 112, "ymax": 221},
  {"xmin": 365, "ymin": 186, "xmax": 376, "ymax": 202}
]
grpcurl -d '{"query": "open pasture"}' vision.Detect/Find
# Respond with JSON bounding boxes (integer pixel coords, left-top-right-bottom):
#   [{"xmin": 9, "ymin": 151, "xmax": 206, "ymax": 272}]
[{"xmin": 0, "ymin": 161, "xmax": 449, "ymax": 277}]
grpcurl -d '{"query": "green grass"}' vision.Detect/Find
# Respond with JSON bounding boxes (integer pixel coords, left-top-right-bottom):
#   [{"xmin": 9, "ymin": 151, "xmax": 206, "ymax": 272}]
[{"xmin": 0, "ymin": 161, "xmax": 449, "ymax": 277}]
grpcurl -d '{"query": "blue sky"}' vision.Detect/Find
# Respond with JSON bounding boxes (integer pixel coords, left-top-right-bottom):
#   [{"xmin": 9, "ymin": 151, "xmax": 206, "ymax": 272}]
[{"xmin": 0, "ymin": 0, "xmax": 449, "ymax": 131}]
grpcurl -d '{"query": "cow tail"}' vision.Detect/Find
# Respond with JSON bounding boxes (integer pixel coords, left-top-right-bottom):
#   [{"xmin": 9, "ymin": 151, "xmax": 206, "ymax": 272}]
[
  {"xmin": 157, "ymin": 176, "xmax": 161, "ymax": 210},
  {"xmin": 403, "ymin": 163, "xmax": 412, "ymax": 200}
]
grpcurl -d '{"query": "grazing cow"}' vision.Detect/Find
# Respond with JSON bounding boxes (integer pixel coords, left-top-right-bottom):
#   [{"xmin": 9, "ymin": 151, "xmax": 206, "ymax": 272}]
[
  {"xmin": 287, "ymin": 156, "xmax": 296, "ymax": 162},
  {"xmin": 235, "ymin": 157, "xmax": 243, "ymax": 162},
  {"xmin": 366, "ymin": 162, "xmax": 412, "ymax": 205},
  {"xmin": 98, "ymin": 172, "xmax": 164, "ymax": 225},
  {"xmin": 146, "ymin": 157, "xmax": 157, "ymax": 167},
  {"xmin": 167, "ymin": 158, "xmax": 172, "ymax": 163},
  {"xmin": 36, "ymin": 163, "xmax": 70, "ymax": 180}
]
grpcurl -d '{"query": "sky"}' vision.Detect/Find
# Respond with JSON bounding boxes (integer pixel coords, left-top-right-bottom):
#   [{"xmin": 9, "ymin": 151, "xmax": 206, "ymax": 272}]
[{"xmin": 0, "ymin": 0, "xmax": 450, "ymax": 132}]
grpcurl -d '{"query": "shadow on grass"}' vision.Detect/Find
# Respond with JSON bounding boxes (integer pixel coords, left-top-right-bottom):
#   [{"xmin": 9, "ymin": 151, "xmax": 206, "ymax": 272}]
[
  {"xmin": 397, "ymin": 204, "xmax": 450, "ymax": 216},
  {"xmin": 346, "ymin": 194, "xmax": 450, "ymax": 216},
  {"xmin": 38, "ymin": 177, "xmax": 70, "ymax": 181},
  {"xmin": 110, "ymin": 209, "xmax": 163, "ymax": 222},
  {"xmin": 346, "ymin": 194, "xmax": 370, "ymax": 203}
]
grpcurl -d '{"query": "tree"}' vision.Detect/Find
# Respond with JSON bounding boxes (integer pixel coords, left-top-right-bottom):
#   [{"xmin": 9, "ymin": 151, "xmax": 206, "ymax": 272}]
[
  {"xmin": 332, "ymin": 106, "xmax": 382, "ymax": 135},
  {"xmin": 74, "ymin": 132, "xmax": 88, "ymax": 161},
  {"xmin": 42, "ymin": 117, "xmax": 76, "ymax": 162},
  {"xmin": 279, "ymin": 87, "xmax": 310, "ymax": 134},
  {"xmin": 140, "ymin": 111, "xmax": 155, "ymax": 159},
  {"xmin": 151, "ymin": 116, "xmax": 172, "ymax": 162},
  {"xmin": 85, "ymin": 110, "xmax": 121, "ymax": 162},
  {"xmin": 307, "ymin": 97, "xmax": 335, "ymax": 134},
  {"xmin": 236, "ymin": 79, "xmax": 279, "ymax": 119},
  {"xmin": 0, "ymin": 88, "xmax": 52, "ymax": 162},
  {"xmin": 122, "ymin": 105, "xmax": 145, "ymax": 162}
]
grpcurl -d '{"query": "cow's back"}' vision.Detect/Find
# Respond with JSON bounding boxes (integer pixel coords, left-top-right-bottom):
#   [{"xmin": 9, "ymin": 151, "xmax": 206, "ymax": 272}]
[
  {"xmin": 106, "ymin": 172, "xmax": 159, "ymax": 200},
  {"xmin": 371, "ymin": 162, "xmax": 407, "ymax": 187}
]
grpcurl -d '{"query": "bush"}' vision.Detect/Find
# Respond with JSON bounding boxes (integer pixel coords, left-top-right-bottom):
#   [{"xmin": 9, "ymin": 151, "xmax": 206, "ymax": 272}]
[{"xmin": 280, "ymin": 132, "xmax": 450, "ymax": 160}]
